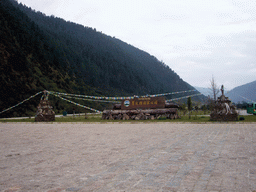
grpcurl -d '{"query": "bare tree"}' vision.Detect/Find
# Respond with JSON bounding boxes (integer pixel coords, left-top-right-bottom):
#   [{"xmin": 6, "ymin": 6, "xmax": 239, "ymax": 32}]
[{"xmin": 209, "ymin": 76, "xmax": 220, "ymax": 101}]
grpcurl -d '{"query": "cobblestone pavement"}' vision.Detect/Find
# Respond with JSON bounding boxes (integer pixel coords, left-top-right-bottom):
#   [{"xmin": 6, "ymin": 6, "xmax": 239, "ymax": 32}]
[{"xmin": 0, "ymin": 123, "xmax": 256, "ymax": 192}]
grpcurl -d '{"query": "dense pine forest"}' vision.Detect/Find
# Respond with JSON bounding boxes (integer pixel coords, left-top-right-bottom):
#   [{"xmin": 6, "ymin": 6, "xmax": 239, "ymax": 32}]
[{"xmin": 0, "ymin": 0, "xmax": 203, "ymax": 117}]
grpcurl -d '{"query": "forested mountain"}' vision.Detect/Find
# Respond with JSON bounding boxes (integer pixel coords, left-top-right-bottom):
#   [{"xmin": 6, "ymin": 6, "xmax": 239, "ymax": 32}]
[
  {"xmin": 226, "ymin": 80, "xmax": 256, "ymax": 103},
  {"xmin": 0, "ymin": 0, "xmax": 202, "ymax": 117}
]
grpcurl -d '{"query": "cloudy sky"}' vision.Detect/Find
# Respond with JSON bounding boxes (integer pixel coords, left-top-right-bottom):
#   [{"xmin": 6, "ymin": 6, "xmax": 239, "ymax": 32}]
[{"xmin": 18, "ymin": 0, "xmax": 256, "ymax": 90}]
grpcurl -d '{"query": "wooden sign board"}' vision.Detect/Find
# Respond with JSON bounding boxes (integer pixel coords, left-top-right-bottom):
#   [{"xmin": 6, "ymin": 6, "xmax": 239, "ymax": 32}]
[{"xmin": 121, "ymin": 97, "xmax": 165, "ymax": 110}]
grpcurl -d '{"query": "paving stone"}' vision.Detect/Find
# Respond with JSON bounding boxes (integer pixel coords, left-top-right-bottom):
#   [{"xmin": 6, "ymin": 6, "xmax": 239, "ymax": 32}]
[{"xmin": 0, "ymin": 123, "xmax": 255, "ymax": 191}]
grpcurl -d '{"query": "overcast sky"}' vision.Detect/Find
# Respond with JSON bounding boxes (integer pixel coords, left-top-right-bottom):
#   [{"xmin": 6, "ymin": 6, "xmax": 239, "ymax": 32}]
[{"xmin": 18, "ymin": 0, "xmax": 256, "ymax": 90}]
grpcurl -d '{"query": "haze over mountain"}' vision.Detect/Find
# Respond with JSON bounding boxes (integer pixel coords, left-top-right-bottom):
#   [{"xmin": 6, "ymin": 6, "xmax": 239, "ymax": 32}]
[
  {"xmin": 195, "ymin": 86, "xmax": 229, "ymax": 98},
  {"xmin": 0, "ymin": 0, "xmax": 204, "ymax": 117},
  {"xmin": 226, "ymin": 80, "xmax": 256, "ymax": 103},
  {"xmin": 195, "ymin": 79, "xmax": 256, "ymax": 105},
  {"xmin": 194, "ymin": 87, "xmax": 211, "ymax": 97}
]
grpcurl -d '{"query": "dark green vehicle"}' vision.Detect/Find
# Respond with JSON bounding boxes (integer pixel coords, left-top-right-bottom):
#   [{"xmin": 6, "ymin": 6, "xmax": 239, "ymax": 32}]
[{"xmin": 247, "ymin": 103, "xmax": 256, "ymax": 115}]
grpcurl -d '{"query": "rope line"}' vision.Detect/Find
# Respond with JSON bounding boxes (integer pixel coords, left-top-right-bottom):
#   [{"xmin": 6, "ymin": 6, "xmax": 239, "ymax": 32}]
[
  {"xmin": 0, "ymin": 89, "xmax": 201, "ymax": 115},
  {"xmin": 166, "ymin": 93, "xmax": 202, "ymax": 102},
  {"xmin": 48, "ymin": 89, "xmax": 197, "ymax": 100},
  {"xmin": 51, "ymin": 94, "xmax": 102, "ymax": 113},
  {"xmin": 52, "ymin": 92, "xmax": 202, "ymax": 113},
  {"xmin": 61, "ymin": 95, "xmax": 121, "ymax": 103},
  {"xmin": 0, "ymin": 91, "xmax": 43, "ymax": 115},
  {"xmin": 41, "ymin": 91, "xmax": 49, "ymax": 100}
]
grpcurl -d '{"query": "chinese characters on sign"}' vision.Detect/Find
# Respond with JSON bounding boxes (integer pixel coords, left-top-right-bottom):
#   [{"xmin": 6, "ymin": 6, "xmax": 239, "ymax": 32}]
[{"xmin": 121, "ymin": 97, "xmax": 165, "ymax": 110}]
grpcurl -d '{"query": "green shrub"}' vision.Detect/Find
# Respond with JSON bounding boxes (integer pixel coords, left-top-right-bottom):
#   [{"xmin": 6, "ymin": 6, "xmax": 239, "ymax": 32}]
[{"xmin": 239, "ymin": 117, "xmax": 245, "ymax": 121}]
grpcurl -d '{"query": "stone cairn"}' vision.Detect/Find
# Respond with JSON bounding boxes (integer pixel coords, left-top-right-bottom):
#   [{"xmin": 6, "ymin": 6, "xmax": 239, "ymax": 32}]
[
  {"xmin": 210, "ymin": 85, "xmax": 238, "ymax": 121},
  {"xmin": 35, "ymin": 91, "xmax": 55, "ymax": 122}
]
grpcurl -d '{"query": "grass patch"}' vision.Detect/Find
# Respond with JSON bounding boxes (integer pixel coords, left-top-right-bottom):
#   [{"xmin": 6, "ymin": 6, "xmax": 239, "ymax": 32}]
[
  {"xmin": 1, "ymin": 114, "xmax": 255, "ymax": 123},
  {"xmin": 237, "ymin": 115, "xmax": 256, "ymax": 122},
  {"xmin": 0, "ymin": 118, "xmax": 35, "ymax": 123}
]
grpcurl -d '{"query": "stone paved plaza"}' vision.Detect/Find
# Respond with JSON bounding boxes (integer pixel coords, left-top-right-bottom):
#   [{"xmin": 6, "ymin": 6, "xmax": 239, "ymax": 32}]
[{"xmin": 0, "ymin": 123, "xmax": 256, "ymax": 192}]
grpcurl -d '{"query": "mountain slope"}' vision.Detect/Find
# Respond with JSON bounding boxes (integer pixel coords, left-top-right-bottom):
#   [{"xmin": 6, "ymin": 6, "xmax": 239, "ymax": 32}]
[
  {"xmin": 0, "ymin": 0, "xmax": 104, "ymax": 117},
  {"xmin": 1, "ymin": 0, "xmax": 204, "ymax": 117},
  {"xmin": 226, "ymin": 80, "xmax": 256, "ymax": 103},
  {"xmin": 10, "ymin": 0, "xmax": 197, "ymax": 94}
]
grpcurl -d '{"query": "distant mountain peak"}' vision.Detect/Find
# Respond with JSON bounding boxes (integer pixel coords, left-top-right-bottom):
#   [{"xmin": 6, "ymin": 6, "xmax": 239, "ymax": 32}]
[
  {"xmin": 226, "ymin": 80, "xmax": 256, "ymax": 103},
  {"xmin": 194, "ymin": 86, "xmax": 210, "ymax": 97}
]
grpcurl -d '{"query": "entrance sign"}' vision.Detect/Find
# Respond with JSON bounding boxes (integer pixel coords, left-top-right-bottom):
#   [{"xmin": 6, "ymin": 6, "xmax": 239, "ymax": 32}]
[{"xmin": 121, "ymin": 97, "xmax": 165, "ymax": 110}]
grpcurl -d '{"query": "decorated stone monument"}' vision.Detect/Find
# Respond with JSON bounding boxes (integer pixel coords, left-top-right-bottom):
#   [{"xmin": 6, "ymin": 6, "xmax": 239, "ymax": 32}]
[
  {"xmin": 210, "ymin": 85, "xmax": 238, "ymax": 121},
  {"xmin": 102, "ymin": 97, "xmax": 180, "ymax": 120},
  {"xmin": 35, "ymin": 90, "xmax": 55, "ymax": 122}
]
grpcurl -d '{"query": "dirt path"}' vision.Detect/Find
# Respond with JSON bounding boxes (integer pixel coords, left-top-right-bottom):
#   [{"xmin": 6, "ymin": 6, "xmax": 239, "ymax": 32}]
[{"xmin": 0, "ymin": 123, "xmax": 255, "ymax": 191}]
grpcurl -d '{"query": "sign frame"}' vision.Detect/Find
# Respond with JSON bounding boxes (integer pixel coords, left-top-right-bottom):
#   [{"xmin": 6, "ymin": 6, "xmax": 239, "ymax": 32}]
[{"xmin": 121, "ymin": 97, "xmax": 165, "ymax": 110}]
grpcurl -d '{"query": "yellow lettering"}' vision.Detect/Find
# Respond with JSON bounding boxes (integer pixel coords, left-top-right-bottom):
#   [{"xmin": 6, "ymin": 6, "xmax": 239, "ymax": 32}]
[
  {"xmin": 154, "ymin": 101, "xmax": 158, "ymax": 105},
  {"xmin": 139, "ymin": 101, "xmax": 142, "ymax": 105},
  {"xmin": 138, "ymin": 98, "xmax": 150, "ymax": 100},
  {"xmin": 132, "ymin": 101, "xmax": 135, "ymax": 106},
  {"xmin": 143, "ymin": 101, "xmax": 147, "ymax": 105}
]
